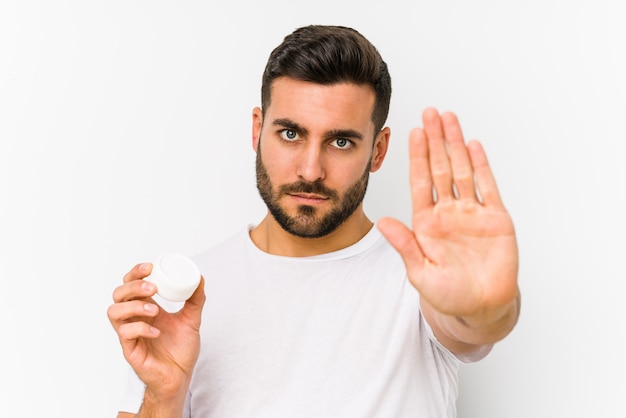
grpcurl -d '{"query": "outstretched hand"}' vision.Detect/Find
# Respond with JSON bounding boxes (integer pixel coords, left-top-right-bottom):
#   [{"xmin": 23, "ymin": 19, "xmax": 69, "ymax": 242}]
[{"xmin": 378, "ymin": 108, "xmax": 518, "ymax": 322}]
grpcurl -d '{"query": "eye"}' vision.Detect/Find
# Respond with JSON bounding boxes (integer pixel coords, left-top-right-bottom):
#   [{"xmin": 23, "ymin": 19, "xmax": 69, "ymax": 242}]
[
  {"xmin": 331, "ymin": 138, "xmax": 353, "ymax": 150},
  {"xmin": 280, "ymin": 129, "xmax": 299, "ymax": 141}
]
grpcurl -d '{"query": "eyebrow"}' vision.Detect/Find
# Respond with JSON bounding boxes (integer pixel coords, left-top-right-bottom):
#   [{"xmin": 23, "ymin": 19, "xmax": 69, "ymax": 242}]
[
  {"xmin": 272, "ymin": 118, "xmax": 364, "ymax": 141},
  {"xmin": 273, "ymin": 118, "xmax": 307, "ymax": 135}
]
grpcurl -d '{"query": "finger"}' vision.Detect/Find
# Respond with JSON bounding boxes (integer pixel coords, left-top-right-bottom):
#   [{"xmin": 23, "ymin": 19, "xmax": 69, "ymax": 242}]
[
  {"xmin": 422, "ymin": 107, "xmax": 454, "ymax": 200},
  {"xmin": 467, "ymin": 140, "xmax": 504, "ymax": 207},
  {"xmin": 188, "ymin": 276, "xmax": 206, "ymax": 306},
  {"xmin": 408, "ymin": 127, "xmax": 434, "ymax": 212},
  {"xmin": 117, "ymin": 320, "xmax": 161, "ymax": 342},
  {"xmin": 123, "ymin": 262, "xmax": 153, "ymax": 284},
  {"xmin": 377, "ymin": 217, "xmax": 424, "ymax": 268},
  {"xmin": 181, "ymin": 276, "xmax": 206, "ymax": 321},
  {"xmin": 112, "ymin": 279, "xmax": 158, "ymax": 303},
  {"xmin": 441, "ymin": 112, "xmax": 476, "ymax": 201},
  {"xmin": 107, "ymin": 299, "xmax": 160, "ymax": 328}
]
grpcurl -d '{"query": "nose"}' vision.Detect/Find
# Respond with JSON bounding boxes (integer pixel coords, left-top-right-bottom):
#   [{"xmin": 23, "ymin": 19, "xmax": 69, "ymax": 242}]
[{"xmin": 296, "ymin": 144, "xmax": 326, "ymax": 183}]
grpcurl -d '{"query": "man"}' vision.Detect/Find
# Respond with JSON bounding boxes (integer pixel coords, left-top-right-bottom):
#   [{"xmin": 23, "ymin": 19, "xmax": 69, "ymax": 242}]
[{"xmin": 108, "ymin": 25, "xmax": 520, "ymax": 417}]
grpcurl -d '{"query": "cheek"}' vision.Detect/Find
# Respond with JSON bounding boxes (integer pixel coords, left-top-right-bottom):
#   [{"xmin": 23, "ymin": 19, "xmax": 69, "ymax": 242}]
[
  {"xmin": 334, "ymin": 155, "xmax": 370, "ymax": 182},
  {"xmin": 259, "ymin": 145, "xmax": 294, "ymax": 181}
]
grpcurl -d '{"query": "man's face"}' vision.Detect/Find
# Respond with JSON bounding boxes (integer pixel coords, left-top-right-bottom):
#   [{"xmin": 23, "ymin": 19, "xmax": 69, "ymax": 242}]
[
  {"xmin": 255, "ymin": 148, "xmax": 371, "ymax": 238},
  {"xmin": 252, "ymin": 77, "xmax": 386, "ymax": 238}
]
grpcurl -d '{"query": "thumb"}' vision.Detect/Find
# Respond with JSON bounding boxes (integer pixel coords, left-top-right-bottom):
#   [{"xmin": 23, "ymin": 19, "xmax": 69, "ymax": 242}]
[
  {"xmin": 377, "ymin": 217, "xmax": 424, "ymax": 269},
  {"xmin": 181, "ymin": 276, "xmax": 206, "ymax": 323}
]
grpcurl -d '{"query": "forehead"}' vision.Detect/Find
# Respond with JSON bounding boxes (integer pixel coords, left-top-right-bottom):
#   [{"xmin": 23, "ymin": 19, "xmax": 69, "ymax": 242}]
[{"xmin": 265, "ymin": 77, "xmax": 376, "ymax": 134}]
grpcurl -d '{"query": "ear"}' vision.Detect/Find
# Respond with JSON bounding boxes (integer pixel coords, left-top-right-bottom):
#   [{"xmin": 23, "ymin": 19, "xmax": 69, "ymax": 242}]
[
  {"xmin": 370, "ymin": 127, "xmax": 391, "ymax": 172},
  {"xmin": 252, "ymin": 107, "xmax": 263, "ymax": 152}
]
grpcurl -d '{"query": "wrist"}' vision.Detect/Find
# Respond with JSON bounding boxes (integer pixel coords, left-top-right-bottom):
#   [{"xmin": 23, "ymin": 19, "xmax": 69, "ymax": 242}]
[{"xmin": 452, "ymin": 291, "xmax": 521, "ymax": 344}]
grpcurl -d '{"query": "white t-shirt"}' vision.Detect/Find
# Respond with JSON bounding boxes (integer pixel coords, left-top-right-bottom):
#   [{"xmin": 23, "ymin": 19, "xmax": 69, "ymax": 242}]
[{"xmin": 119, "ymin": 226, "xmax": 490, "ymax": 417}]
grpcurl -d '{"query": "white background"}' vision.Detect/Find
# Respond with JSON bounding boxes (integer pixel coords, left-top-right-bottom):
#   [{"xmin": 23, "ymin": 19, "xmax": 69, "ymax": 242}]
[{"xmin": 1, "ymin": 1, "xmax": 625, "ymax": 417}]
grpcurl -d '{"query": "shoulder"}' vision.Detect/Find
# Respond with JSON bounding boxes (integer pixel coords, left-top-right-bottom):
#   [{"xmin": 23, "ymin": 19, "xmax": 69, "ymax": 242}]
[
  {"xmin": 190, "ymin": 227, "xmax": 250, "ymax": 268},
  {"xmin": 356, "ymin": 227, "xmax": 406, "ymax": 269}
]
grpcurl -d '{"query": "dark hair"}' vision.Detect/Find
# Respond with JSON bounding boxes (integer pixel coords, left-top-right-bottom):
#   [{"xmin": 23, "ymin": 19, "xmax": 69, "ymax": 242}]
[{"xmin": 261, "ymin": 25, "xmax": 392, "ymax": 133}]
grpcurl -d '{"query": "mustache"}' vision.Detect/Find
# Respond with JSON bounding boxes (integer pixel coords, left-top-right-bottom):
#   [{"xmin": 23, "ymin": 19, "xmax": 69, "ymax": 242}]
[{"xmin": 278, "ymin": 180, "xmax": 339, "ymax": 200}]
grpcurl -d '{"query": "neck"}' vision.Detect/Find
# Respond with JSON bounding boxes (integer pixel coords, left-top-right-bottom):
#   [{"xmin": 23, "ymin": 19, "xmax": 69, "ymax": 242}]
[{"xmin": 250, "ymin": 208, "xmax": 373, "ymax": 257}]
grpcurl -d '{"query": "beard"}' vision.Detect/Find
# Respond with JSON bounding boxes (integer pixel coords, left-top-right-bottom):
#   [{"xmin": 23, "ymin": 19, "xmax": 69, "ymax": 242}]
[{"xmin": 255, "ymin": 148, "xmax": 370, "ymax": 239}]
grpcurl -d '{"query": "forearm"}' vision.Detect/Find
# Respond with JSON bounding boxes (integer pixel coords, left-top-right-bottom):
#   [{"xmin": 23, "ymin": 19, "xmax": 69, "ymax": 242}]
[
  {"xmin": 422, "ymin": 288, "xmax": 521, "ymax": 355},
  {"xmin": 136, "ymin": 388, "xmax": 187, "ymax": 418}
]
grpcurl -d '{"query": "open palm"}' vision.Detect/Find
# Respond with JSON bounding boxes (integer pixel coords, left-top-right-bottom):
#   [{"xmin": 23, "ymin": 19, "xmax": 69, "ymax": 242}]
[{"xmin": 379, "ymin": 108, "xmax": 518, "ymax": 318}]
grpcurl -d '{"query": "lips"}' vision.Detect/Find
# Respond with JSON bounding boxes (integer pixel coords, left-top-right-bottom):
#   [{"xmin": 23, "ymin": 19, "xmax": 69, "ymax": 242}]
[
  {"xmin": 288, "ymin": 192, "xmax": 329, "ymax": 204},
  {"xmin": 291, "ymin": 192, "xmax": 327, "ymax": 199}
]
